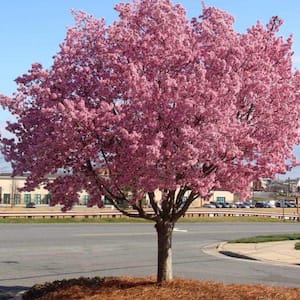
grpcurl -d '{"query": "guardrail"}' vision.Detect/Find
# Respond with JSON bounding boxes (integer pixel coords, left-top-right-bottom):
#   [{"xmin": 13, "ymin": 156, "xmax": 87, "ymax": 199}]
[
  {"xmin": 183, "ymin": 210, "xmax": 300, "ymax": 221},
  {"xmin": 0, "ymin": 211, "xmax": 124, "ymax": 219},
  {"xmin": 0, "ymin": 209, "xmax": 299, "ymax": 221}
]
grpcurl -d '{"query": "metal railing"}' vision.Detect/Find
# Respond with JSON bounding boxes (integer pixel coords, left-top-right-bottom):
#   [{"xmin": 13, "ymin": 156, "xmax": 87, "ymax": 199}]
[{"xmin": 0, "ymin": 209, "xmax": 299, "ymax": 221}]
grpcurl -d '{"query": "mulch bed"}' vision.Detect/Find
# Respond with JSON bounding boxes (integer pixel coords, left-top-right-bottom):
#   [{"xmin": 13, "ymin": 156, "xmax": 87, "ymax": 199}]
[{"xmin": 22, "ymin": 276, "xmax": 300, "ymax": 300}]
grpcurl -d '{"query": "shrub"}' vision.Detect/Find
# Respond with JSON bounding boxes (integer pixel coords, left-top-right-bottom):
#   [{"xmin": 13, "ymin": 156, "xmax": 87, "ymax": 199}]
[{"xmin": 295, "ymin": 242, "xmax": 300, "ymax": 250}]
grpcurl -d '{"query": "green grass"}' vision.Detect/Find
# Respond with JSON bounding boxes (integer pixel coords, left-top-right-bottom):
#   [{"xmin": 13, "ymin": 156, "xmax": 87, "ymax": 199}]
[
  {"xmin": 0, "ymin": 217, "xmax": 150, "ymax": 224},
  {"xmin": 295, "ymin": 242, "xmax": 300, "ymax": 250},
  {"xmin": 0, "ymin": 215, "xmax": 296, "ymax": 224},
  {"xmin": 178, "ymin": 216, "xmax": 291, "ymax": 223},
  {"xmin": 229, "ymin": 233, "xmax": 300, "ymax": 244}
]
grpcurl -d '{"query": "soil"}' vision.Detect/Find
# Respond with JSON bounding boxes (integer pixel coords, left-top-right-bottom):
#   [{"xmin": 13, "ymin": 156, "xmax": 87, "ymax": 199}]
[{"xmin": 22, "ymin": 276, "xmax": 300, "ymax": 300}]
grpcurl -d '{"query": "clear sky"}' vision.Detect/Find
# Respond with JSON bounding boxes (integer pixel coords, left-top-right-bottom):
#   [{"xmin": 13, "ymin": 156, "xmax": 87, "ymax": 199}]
[{"xmin": 1, "ymin": 0, "xmax": 300, "ymax": 178}]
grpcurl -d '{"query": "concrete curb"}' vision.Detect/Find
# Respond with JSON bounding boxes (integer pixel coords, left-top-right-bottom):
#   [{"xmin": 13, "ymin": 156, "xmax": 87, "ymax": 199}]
[{"xmin": 216, "ymin": 241, "xmax": 300, "ymax": 267}]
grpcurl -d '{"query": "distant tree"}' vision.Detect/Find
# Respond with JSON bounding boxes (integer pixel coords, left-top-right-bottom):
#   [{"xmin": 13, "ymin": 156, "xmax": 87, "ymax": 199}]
[{"xmin": 1, "ymin": 0, "xmax": 300, "ymax": 282}]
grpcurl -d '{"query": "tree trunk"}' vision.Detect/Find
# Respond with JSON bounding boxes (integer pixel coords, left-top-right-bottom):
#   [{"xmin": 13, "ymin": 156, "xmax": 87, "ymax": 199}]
[{"xmin": 155, "ymin": 221, "xmax": 174, "ymax": 283}]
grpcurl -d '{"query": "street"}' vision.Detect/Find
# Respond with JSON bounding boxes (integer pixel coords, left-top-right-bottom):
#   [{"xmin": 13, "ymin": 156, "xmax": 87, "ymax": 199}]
[{"xmin": 1, "ymin": 222, "xmax": 300, "ymax": 297}]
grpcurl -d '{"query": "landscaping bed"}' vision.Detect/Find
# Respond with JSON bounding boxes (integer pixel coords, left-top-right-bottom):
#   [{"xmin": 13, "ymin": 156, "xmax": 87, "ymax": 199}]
[{"xmin": 22, "ymin": 277, "xmax": 300, "ymax": 300}]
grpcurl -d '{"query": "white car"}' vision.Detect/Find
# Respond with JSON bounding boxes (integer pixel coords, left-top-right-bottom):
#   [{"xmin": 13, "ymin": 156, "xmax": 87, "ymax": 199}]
[{"xmin": 202, "ymin": 203, "xmax": 216, "ymax": 208}]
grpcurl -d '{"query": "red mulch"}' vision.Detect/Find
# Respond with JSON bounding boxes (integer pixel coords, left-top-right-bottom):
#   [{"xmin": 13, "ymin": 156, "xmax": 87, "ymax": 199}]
[{"xmin": 22, "ymin": 276, "xmax": 300, "ymax": 300}]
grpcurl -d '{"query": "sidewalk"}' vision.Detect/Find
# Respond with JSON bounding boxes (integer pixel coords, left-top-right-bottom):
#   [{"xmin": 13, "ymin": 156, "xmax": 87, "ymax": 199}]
[{"xmin": 218, "ymin": 241, "xmax": 300, "ymax": 265}]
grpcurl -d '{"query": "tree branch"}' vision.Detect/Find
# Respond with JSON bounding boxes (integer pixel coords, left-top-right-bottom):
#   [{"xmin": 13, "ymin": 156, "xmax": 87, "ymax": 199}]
[
  {"xmin": 148, "ymin": 191, "xmax": 161, "ymax": 217},
  {"xmin": 100, "ymin": 149, "xmax": 127, "ymax": 201},
  {"xmin": 174, "ymin": 186, "xmax": 189, "ymax": 211},
  {"xmin": 104, "ymin": 194, "xmax": 141, "ymax": 218},
  {"xmin": 172, "ymin": 191, "xmax": 199, "ymax": 222},
  {"xmin": 132, "ymin": 199, "xmax": 158, "ymax": 221},
  {"xmin": 161, "ymin": 190, "xmax": 175, "ymax": 221}
]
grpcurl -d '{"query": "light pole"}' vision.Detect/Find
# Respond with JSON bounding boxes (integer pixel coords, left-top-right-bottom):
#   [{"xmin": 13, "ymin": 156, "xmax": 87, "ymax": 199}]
[
  {"xmin": 282, "ymin": 177, "xmax": 290, "ymax": 222},
  {"xmin": 10, "ymin": 175, "xmax": 15, "ymax": 208},
  {"xmin": 282, "ymin": 199, "xmax": 285, "ymax": 221},
  {"xmin": 296, "ymin": 196, "xmax": 299, "ymax": 221}
]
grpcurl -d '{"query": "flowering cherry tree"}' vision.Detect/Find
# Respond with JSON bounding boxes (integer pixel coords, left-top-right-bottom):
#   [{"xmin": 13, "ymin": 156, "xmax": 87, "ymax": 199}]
[{"xmin": 1, "ymin": 0, "xmax": 300, "ymax": 282}]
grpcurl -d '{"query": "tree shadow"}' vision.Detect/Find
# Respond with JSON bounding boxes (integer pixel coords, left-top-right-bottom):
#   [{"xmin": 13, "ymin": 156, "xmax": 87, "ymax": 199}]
[{"xmin": 0, "ymin": 285, "xmax": 29, "ymax": 299}]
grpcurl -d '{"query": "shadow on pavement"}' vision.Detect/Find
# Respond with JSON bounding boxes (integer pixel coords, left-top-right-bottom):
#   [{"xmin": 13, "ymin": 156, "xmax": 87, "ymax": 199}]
[
  {"xmin": 0, "ymin": 285, "xmax": 28, "ymax": 299},
  {"xmin": 219, "ymin": 250, "xmax": 257, "ymax": 261}
]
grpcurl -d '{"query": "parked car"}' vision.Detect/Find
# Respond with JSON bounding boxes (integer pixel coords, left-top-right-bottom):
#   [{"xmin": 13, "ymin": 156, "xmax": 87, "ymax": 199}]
[
  {"xmin": 202, "ymin": 203, "xmax": 216, "ymax": 208},
  {"xmin": 255, "ymin": 202, "xmax": 272, "ymax": 208},
  {"xmin": 236, "ymin": 201, "xmax": 254, "ymax": 208},
  {"xmin": 221, "ymin": 202, "xmax": 231, "ymax": 208},
  {"xmin": 266, "ymin": 200, "xmax": 276, "ymax": 208},
  {"xmin": 275, "ymin": 201, "xmax": 288, "ymax": 208},
  {"xmin": 215, "ymin": 202, "xmax": 224, "ymax": 208},
  {"xmin": 25, "ymin": 202, "xmax": 36, "ymax": 208},
  {"xmin": 286, "ymin": 201, "xmax": 296, "ymax": 208}
]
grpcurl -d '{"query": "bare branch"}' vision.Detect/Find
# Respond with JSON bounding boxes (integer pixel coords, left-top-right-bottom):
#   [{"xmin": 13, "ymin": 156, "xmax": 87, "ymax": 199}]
[
  {"xmin": 161, "ymin": 190, "xmax": 175, "ymax": 220},
  {"xmin": 174, "ymin": 186, "xmax": 189, "ymax": 211},
  {"xmin": 148, "ymin": 191, "xmax": 161, "ymax": 217},
  {"xmin": 172, "ymin": 191, "xmax": 199, "ymax": 222},
  {"xmin": 132, "ymin": 199, "xmax": 158, "ymax": 221},
  {"xmin": 100, "ymin": 149, "xmax": 127, "ymax": 200},
  {"xmin": 202, "ymin": 163, "xmax": 217, "ymax": 176},
  {"xmin": 104, "ymin": 195, "xmax": 140, "ymax": 218}
]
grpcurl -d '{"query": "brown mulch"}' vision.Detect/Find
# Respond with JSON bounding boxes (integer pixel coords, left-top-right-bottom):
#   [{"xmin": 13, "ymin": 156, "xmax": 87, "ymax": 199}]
[{"xmin": 22, "ymin": 276, "xmax": 300, "ymax": 300}]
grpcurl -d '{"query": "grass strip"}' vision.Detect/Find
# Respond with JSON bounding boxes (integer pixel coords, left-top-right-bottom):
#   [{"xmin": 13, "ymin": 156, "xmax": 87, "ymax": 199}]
[
  {"xmin": 0, "ymin": 217, "xmax": 149, "ymax": 224},
  {"xmin": 229, "ymin": 233, "xmax": 300, "ymax": 244}
]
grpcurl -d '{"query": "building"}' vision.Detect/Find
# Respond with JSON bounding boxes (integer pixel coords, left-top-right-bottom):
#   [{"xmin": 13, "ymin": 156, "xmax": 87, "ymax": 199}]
[
  {"xmin": 252, "ymin": 178, "xmax": 271, "ymax": 191},
  {"xmin": 0, "ymin": 173, "xmax": 50, "ymax": 205},
  {"xmin": 0, "ymin": 173, "xmax": 90, "ymax": 206},
  {"xmin": 139, "ymin": 189, "xmax": 234, "ymax": 208},
  {"xmin": 0, "ymin": 173, "xmax": 234, "ymax": 208}
]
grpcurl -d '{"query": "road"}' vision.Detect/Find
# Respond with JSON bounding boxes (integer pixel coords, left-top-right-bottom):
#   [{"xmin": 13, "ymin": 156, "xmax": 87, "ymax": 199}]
[{"xmin": 1, "ymin": 222, "xmax": 300, "ymax": 297}]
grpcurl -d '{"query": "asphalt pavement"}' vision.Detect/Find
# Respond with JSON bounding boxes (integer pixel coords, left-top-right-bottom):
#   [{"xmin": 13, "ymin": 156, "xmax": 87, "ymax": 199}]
[{"xmin": 1, "ymin": 223, "xmax": 300, "ymax": 299}]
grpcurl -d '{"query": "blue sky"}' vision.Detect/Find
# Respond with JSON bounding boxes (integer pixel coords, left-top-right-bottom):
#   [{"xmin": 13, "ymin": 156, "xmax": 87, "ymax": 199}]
[{"xmin": 1, "ymin": 0, "xmax": 300, "ymax": 178}]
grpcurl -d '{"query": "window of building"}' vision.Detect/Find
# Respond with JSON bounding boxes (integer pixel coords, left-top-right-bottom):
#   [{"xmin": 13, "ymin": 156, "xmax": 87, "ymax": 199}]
[
  {"xmin": 34, "ymin": 194, "xmax": 41, "ymax": 204},
  {"xmin": 3, "ymin": 193, "xmax": 10, "ymax": 204},
  {"xmin": 24, "ymin": 194, "xmax": 31, "ymax": 204},
  {"xmin": 216, "ymin": 196, "xmax": 226, "ymax": 203},
  {"xmin": 82, "ymin": 194, "xmax": 90, "ymax": 205},
  {"xmin": 104, "ymin": 196, "xmax": 111, "ymax": 205},
  {"xmin": 14, "ymin": 194, "xmax": 21, "ymax": 205},
  {"xmin": 43, "ymin": 194, "xmax": 51, "ymax": 204}
]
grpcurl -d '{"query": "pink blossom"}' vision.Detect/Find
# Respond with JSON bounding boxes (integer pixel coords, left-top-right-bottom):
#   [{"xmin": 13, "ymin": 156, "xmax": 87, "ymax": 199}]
[{"xmin": 0, "ymin": 1, "xmax": 299, "ymax": 213}]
